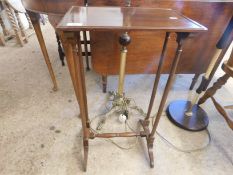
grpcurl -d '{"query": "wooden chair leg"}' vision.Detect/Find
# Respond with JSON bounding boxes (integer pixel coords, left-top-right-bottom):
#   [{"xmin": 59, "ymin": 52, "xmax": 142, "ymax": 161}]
[
  {"xmin": 4, "ymin": 3, "xmax": 24, "ymax": 46},
  {"xmin": 198, "ymin": 74, "xmax": 230, "ymax": 105},
  {"xmin": 25, "ymin": 13, "xmax": 33, "ymax": 29},
  {"xmin": 27, "ymin": 11, "xmax": 58, "ymax": 91},
  {"xmin": 0, "ymin": 15, "xmax": 9, "ymax": 36},
  {"xmin": 102, "ymin": 75, "xmax": 107, "ymax": 93},
  {"xmin": 15, "ymin": 11, "xmax": 28, "ymax": 43},
  {"xmin": 225, "ymin": 105, "xmax": 233, "ymax": 109},
  {"xmin": 0, "ymin": 32, "xmax": 5, "ymax": 46}
]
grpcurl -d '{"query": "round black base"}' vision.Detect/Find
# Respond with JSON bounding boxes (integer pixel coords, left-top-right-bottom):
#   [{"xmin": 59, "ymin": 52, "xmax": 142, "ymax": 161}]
[{"xmin": 166, "ymin": 100, "xmax": 209, "ymax": 131}]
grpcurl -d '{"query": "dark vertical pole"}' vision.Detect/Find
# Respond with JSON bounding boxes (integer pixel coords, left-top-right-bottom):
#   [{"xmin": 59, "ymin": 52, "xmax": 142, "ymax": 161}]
[
  {"xmin": 56, "ymin": 32, "xmax": 65, "ymax": 66},
  {"xmin": 189, "ymin": 73, "xmax": 200, "ymax": 90},
  {"xmin": 83, "ymin": 31, "xmax": 90, "ymax": 70},
  {"xmin": 83, "ymin": 0, "xmax": 90, "ymax": 71}
]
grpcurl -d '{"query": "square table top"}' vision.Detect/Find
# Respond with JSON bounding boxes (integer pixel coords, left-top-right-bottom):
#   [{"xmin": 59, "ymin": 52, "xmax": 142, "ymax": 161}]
[{"xmin": 57, "ymin": 6, "xmax": 207, "ymax": 32}]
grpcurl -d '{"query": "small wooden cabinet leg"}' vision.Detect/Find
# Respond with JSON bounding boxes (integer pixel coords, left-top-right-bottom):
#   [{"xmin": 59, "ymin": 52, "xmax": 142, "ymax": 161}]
[
  {"xmin": 102, "ymin": 75, "xmax": 107, "ymax": 93},
  {"xmin": 15, "ymin": 11, "xmax": 28, "ymax": 43},
  {"xmin": 25, "ymin": 13, "xmax": 33, "ymax": 29},
  {"xmin": 83, "ymin": 31, "xmax": 90, "ymax": 71},
  {"xmin": 27, "ymin": 11, "xmax": 58, "ymax": 91}
]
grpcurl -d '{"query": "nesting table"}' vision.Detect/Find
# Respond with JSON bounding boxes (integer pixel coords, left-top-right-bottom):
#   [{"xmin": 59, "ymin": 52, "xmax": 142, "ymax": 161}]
[{"xmin": 56, "ymin": 6, "xmax": 207, "ymax": 171}]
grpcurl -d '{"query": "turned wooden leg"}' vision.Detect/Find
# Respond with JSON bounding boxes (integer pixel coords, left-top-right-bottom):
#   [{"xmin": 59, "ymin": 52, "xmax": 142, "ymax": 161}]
[
  {"xmin": 0, "ymin": 32, "xmax": 5, "ymax": 46},
  {"xmin": 102, "ymin": 75, "xmax": 107, "ymax": 93},
  {"xmin": 142, "ymin": 32, "xmax": 170, "ymax": 167},
  {"xmin": 199, "ymin": 48, "xmax": 233, "ymax": 104},
  {"xmin": 56, "ymin": 32, "xmax": 65, "ymax": 66},
  {"xmin": 15, "ymin": 11, "xmax": 28, "ymax": 42},
  {"xmin": 198, "ymin": 74, "xmax": 230, "ymax": 105},
  {"xmin": 25, "ymin": 13, "xmax": 33, "ymax": 29},
  {"xmin": 61, "ymin": 31, "xmax": 90, "ymax": 171},
  {"xmin": 145, "ymin": 32, "xmax": 170, "ymax": 121},
  {"xmin": 225, "ymin": 105, "xmax": 233, "ymax": 109},
  {"xmin": 199, "ymin": 48, "xmax": 233, "ymax": 130},
  {"xmin": 150, "ymin": 33, "xmax": 189, "ymax": 137},
  {"xmin": 27, "ymin": 11, "xmax": 58, "ymax": 91},
  {"xmin": 0, "ymin": 15, "xmax": 9, "ymax": 36},
  {"xmin": 211, "ymin": 96, "xmax": 233, "ymax": 130},
  {"xmin": 4, "ymin": 4, "xmax": 24, "ymax": 46},
  {"xmin": 0, "ymin": 15, "xmax": 7, "ymax": 46},
  {"xmin": 197, "ymin": 66, "xmax": 232, "ymax": 130},
  {"xmin": 58, "ymin": 32, "xmax": 80, "ymax": 99}
]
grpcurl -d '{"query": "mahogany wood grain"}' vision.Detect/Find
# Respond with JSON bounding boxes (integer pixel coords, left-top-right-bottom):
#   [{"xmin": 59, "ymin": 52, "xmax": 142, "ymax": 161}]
[
  {"xmin": 22, "ymin": 0, "xmax": 82, "ymax": 14},
  {"xmin": 22, "ymin": 0, "xmax": 233, "ymax": 75},
  {"xmin": 90, "ymin": 1, "xmax": 233, "ymax": 74},
  {"xmin": 57, "ymin": 7, "xmax": 207, "ymax": 32}
]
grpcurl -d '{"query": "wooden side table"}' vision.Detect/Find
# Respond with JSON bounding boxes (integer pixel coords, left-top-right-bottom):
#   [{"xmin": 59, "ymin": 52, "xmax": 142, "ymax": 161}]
[{"xmin": 57, "ymin": 6, "xmax": 207, "ymax": 171}]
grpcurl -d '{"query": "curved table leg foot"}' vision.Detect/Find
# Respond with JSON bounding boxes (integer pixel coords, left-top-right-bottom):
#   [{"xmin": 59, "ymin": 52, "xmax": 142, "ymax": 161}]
[
  {"xmin": 52, "ymin": 86, "xmax": 58, "ymax": 91},
  {"xmin": 148, "ymin": 140, "xmax": 154, "ymax": 168},
  {"xmin": 139, "ymin": 119, "xmax": 154, "ymax": 168}
]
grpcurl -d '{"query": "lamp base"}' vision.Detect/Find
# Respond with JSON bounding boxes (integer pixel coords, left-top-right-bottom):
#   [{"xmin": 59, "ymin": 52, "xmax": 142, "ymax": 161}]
[{"xmin": 166, "ymin": 100, "xmax": 209, "ymax": 131}]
